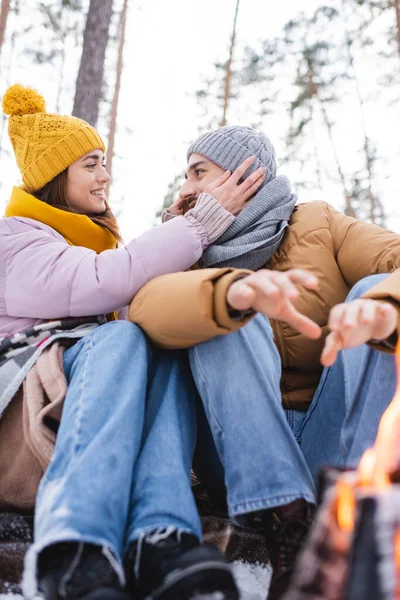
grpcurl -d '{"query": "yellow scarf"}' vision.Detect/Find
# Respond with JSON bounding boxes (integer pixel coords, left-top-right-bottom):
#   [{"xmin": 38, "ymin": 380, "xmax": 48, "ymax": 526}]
[
  {"xmin": 6, "ymin": 187, "xmax": 117, "ymax": 253},
  {"xmin": 6, "ymin": 186, "xmax": 119, "ymax": 319}
]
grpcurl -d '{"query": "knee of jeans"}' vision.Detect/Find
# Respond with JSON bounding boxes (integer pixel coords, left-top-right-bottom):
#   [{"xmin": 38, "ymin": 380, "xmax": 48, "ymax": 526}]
[
  {"xmin": 189, "ymin": 312, "xmax": 274, "ymax": 361},
  {"xmin": 346, "ymin": 274, "xmax": 390, "ymax": 302},
  {"xmin": 94, "ymin": 320, "xmax": 149, "ymax": 349}
]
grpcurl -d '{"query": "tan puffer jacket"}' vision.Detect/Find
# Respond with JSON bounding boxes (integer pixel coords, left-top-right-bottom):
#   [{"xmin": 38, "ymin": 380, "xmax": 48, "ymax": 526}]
[{"xmin": 129, "ymin": 201, "xmax": 400, "ymax": 409}]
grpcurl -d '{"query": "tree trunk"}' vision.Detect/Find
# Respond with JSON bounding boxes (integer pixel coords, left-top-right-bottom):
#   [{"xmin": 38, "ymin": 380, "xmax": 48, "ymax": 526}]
[
  {"xmin": 220, "ymin": 0, "xmax": 240, "ymax": 127},
  {"xmin": 72, "ymin": 0, "xmax": 114, "ymax": 126},
  {"xmin": 0, "ymin": 0, "xmax": 10, "ymax": 57},
  {"xmin": 341, "ymin": 1, "xmax": 385, "ymax": 225},
  {"xmin": 107, "ymin": 0, "xmax": 128, "ymax": 184},
  {"xmin": 55, "ymin": 5, "xmax": 67, "ymax": 113},
  {"xmin": 310, "ymin": 101, "xmax": 324, "ymax": 192},
  {"xmin": 394, "ymin": 0, "xmax": 400, "ymax": 61}
]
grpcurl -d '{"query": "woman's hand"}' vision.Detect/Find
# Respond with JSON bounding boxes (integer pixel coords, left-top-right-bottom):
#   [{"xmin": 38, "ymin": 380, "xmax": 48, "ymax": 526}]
[
  {"xmin": 166, "ymin": 156, "xmax": 266, "ymax": 217},
  {"xmin": 227, "ymin": 269, "xmax": 322, "ymax": 339},
  {"xmin": 321, "ymin": 299, "xmax": 398, "ymax": 367},
  {"xmin": 204, "ymin": 156, "xmax": 266, "ymax": 215}
]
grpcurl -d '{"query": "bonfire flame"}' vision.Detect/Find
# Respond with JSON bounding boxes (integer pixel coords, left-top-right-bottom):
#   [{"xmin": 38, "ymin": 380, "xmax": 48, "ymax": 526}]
[
  {"xmin": 338, "ymin": 342, "xmax": 400, "ymax": 521},
  {"xmin": 359, "ymin": 341, "xmax": 400, "ymax": 488},
  {"xmin": 335, "ymin": 340, "xmax": 400, "ymax": 598}
]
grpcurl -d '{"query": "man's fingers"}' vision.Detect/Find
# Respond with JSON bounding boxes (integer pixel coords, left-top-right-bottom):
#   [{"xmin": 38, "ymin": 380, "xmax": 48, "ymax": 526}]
[
  {"xmin": 328, "ymin": 303, "xmax": 346, "ymax": 331},
  {"xmin": 247, "ymin": 269, "xmax": 318, "ymax": 292},
  {"xmin": 360, "ymin": 300, "xmax": 376, "ymax": 325},
  {"xmin": 321, "ymin": 331, "xmax": 342, "ymax": 367},
  {"xmin": 284, "ymin": 269, "xmax": 319, "ymax": 290},
  {"xmin": 268, "ymin": 272, "xmax": 300, "ymax": 299},
  {"xmin": 342, "ymin": 300, "xmax": 364, "ymax": 330},
  {"xmin": 230, "ymin": 156, "xmax": 256, "ymax": 184},
  {"xmin": 372, "ymin": 302, "xmax": 398, "ymax": 340},
  {"xmin": 285, "ymin": 304, "xmax": 322, "ymax": 339},
  {"xmin": 246, "ymin": 275, "xmax": 281, "ymax": 300}
]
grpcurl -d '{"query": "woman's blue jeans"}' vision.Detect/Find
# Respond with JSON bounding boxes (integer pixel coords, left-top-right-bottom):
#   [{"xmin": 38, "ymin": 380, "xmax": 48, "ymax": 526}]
[
  {"xmin": 28, "ymin": 321, "xmax": 202, "ymax": 586},
  {"xmin": 190, "ymin": 274, "xmax": 397, "ymax": 520}
]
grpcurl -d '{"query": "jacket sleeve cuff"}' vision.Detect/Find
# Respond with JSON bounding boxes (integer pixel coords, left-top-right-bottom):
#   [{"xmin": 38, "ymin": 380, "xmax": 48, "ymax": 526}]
[
  {"xmin": 214, "ymin": 269, "xmax": 254, "ymax": 329},
  {"xmin": 362, "ymin": 270, "xmax": 400, "ymax": 353}
]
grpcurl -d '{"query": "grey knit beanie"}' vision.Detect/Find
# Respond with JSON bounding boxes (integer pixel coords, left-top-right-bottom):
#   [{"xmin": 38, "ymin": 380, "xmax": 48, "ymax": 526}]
[{"xmin": 187, "ymin": 125, "xmax": 277, "ymax": 184}]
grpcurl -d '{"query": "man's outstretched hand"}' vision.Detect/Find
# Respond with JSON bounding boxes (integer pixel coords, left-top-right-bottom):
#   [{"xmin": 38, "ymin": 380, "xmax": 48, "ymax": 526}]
[
  {"xmin": 321, "ymin": 299, "xmax": 398, "ymax": 367},
  {"xmin": 227, "ymin": 269, "xmax": 322, "ymax": 340}
]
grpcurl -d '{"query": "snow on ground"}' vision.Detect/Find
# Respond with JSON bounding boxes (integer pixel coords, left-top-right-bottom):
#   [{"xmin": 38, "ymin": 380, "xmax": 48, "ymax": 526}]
[
  {"xmin": 233, "ymin": 560, "xmax": 272, "ymax": 599},
  {"xmin": 0, "ymin": 560, "xmax": 272, "ymax": 599}
]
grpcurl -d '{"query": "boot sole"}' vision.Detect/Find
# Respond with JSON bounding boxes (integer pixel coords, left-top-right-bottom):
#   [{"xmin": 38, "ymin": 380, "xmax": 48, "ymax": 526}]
[{"xmin": 143, "ymin": 561, "xmax": 239, "ymax": 600}]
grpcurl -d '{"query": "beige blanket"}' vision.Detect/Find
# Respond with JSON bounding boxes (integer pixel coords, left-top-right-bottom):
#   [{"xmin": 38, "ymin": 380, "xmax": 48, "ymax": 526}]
[{"xmin": 0, "ymin": 342, "xmax": 67, "ymax": 511}]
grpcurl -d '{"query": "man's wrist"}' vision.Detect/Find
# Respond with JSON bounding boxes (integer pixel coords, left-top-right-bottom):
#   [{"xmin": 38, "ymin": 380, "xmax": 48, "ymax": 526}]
[
  {"xmin": 370, "ymin": 330, "xmax": 398, "ymax": 350},
  {"xmin": 227, "ymin": 306, "xmax": 255, "ymax": 321},
  {"xmin": 226, "ymin": 274, "xmax": 255, "ymax": 321}
]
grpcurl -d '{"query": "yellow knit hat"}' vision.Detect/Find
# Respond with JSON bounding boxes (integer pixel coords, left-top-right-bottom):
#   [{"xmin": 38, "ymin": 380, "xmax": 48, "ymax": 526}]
[{"xmin": 2, "ymin": 84, "xmax": 105, "ymax": 192}]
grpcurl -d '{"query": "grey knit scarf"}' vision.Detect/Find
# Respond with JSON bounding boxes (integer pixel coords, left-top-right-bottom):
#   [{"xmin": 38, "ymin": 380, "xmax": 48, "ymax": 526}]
[{"xmin": 201, "ymin": 175, "xmax": 296, "ymax": 270}]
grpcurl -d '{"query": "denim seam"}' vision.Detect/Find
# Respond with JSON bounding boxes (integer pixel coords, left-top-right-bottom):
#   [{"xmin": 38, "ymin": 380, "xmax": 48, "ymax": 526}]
[
  {"xmin": 340, "ymin": 352, "xmax": 350, "ymax": 456},
  {"xmin": 298, "ymin": 366, "xmax": 330, "ymax": 439},
  {"xmin": 230, "ymin": 492, "xmax": 316, "ymax": 516},
  {"xmin": 72, "ymin": 336, "xmax": 92, "ymax": 456},
  {"xmin": 191, "ymin": 348, "xmax": 224, "ymax": 436}
]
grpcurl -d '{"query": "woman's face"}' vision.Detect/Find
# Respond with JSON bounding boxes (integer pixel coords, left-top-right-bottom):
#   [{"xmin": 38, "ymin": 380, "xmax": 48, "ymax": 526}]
[
  {"xmin": 178, "ymin": 153, "xmax": 225, "ymax": 213},
  {"xmin": 66, "ymin": 149, "xmax": 110, "ymax": 214}
]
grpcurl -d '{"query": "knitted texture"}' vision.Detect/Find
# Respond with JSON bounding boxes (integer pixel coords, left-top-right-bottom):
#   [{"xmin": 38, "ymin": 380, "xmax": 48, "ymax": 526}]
[
  {"xmin": 187, "ymin": 125, "xmax": 277, "ymax": 183},
  {"xmin": 201, "ymin": 175, "xmax": 297, "ymax": 270},
  {"xmin": 2, "ymin": 84, "xmax": 105, "ymax": 192},
  {"xmin": 184, "ymin": 193, "xmax": 235, "ymax": 245}
]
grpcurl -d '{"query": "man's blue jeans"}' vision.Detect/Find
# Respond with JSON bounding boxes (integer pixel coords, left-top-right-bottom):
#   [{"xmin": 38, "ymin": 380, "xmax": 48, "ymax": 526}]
[
  {"xmin": 190, "ymin": 274, "xmax": 397, "ymax": 521},
  {"xmin": 25, "ymin": 321, "xmax": 201, "ymax": 591}
]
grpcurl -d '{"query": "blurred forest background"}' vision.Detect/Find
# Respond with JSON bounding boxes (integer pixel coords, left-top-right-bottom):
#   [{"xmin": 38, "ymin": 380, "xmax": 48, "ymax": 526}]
[{"xmin": 0, "ymin": 0, "xmax": 399, "ymax": 238}]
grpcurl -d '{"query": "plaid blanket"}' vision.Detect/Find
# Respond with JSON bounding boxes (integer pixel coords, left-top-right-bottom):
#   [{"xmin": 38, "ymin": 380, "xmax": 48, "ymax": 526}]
[
  {"xmin": 0, "ymin": 317, "xmax": 105, "ymax": 419},
  {"xmin": 0, "ymin": 511, "xmax": 33, "ymax": 594},
  {"xmin": 0, "ymin": 480, "xmax": 270, "ymax": 594}
]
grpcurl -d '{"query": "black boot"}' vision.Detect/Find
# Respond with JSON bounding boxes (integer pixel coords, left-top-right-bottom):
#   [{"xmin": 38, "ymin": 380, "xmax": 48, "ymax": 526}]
[
  {"xmin": 264, "ymin": 500, "xmax": 315, "ymax": 600},
  {"xmin": 125, "ymin": 528, "xmax": 239, "ymax": 599},
  {"xmin": 38, "ymin": 542, "xmax": 130, "ymax": 599}
]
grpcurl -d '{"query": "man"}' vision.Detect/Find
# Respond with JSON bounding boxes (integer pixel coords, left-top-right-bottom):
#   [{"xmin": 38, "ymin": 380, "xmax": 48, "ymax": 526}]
[{"xmin": 129, "ymin": 126, "xmax": 400, "ymax": 599}]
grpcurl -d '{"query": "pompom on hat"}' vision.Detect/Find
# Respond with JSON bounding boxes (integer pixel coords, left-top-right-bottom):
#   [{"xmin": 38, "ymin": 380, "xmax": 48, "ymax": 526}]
[{"xmin": 2, "ymin": 84, "xmax": 105, "ymax": 192}]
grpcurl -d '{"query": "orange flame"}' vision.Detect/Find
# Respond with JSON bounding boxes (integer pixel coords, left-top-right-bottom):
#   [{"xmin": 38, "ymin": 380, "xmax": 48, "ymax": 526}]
[
  {"xmin": 336, "ymin": 478, "xmax": 356, "ymax": 532},
  {"xmin": 336, "ymin": 341, "xmax": 400, "ymax": 534},
  {"xmin": 395, "ymin": 530, "xmax": 400, "ymax": 595},
  {"xmin": 358, "ymin": 341, "xmax": 400, "ymax": 489}
]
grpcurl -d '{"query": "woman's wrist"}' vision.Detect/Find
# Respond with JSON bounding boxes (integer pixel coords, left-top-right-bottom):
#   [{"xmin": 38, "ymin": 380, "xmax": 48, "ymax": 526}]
[{"xmin": 184, "ymin": 193, "xmax": 234, "ymax": 245}]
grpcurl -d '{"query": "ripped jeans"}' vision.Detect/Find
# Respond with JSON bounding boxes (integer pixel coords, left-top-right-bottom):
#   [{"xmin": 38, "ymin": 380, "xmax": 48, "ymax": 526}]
[
  {"xmin": 24, "ymin": 321, "xmax": 201, "ymax": 594},
  {"xmin": 191, "ymin": 274, "xmax": 397, "ymax": 520}
]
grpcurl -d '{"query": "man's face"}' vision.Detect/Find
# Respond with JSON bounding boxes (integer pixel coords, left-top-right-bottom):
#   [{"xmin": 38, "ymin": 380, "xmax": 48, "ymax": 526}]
[{"xmin": 178, "ymin": 153, "xmax": 225, "ymax": 213}]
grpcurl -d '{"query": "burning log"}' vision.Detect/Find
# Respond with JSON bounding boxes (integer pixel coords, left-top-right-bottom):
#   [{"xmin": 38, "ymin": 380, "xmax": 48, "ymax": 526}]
[{"xmin": 282, "ymin": 342, "xmax": 400, "ymax": 600}]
